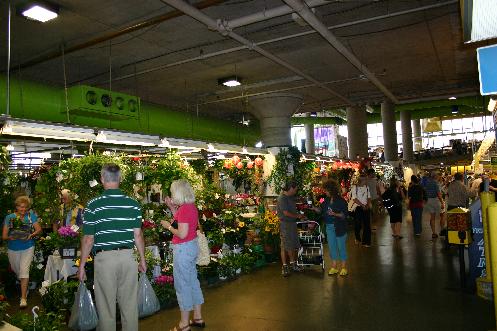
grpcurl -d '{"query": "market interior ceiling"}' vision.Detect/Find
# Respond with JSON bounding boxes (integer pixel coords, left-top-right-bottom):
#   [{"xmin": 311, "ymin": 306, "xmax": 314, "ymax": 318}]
[{"xmin": 0, "ymin": 0, "xmax": 490, "ymax": 122}]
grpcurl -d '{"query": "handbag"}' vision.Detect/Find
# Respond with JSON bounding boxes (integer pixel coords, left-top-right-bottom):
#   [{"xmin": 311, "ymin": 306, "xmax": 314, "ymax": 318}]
[
  {"xmin": 347, "ymin": 186, "xmax": 359, "ymax": 212},
  {"xmin": 196, "ymin": 230, "xmax": 210, "ymax": 266}
]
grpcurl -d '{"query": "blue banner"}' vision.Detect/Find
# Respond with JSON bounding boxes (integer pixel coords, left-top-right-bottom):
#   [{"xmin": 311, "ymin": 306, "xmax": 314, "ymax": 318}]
[
  {"xmin": 468, "ymin": 199, "xmax": 485, "ymax": 289},
  {"xmin": 477, "ymin": 45, "xmax": 497, "ymax": 95}
]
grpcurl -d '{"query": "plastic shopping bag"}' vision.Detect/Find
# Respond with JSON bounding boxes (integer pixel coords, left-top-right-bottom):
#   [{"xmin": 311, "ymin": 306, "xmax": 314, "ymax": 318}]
[
  {"xmin": 138, "ymin": 272, "xmax": 160, "ymax": 318},
  {"xmin": 68, "ymin": 282, "xmax": 99, "ymax": 330},
  {"xmin": 197, "ymin": 230, "xmax": 210, "ymax": 266}
]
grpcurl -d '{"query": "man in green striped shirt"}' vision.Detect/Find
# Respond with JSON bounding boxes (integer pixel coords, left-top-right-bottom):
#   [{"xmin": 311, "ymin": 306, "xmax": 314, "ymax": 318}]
[{"xmin": 78, "ymin": 164, "xmax": 146, "ymax": 331}]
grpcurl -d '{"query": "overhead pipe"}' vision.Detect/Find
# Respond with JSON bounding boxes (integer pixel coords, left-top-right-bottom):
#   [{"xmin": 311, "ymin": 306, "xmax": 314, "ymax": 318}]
[
  {"xmin": 134, "ymin": 0, "xmax": 352, "ymax": 104},
  {"xmin": 95, "ymin": 1, "xmax": 456, "ymax": 88},
  {"xmin": 227, "ymin": 0, "xmax": 330, "ymax": 29},
  {"xmin": 15, "ymin": 0, "xmax": 226, "ymax": 70},
  {"xmin": 283, "ymin": 0, "xmax": 399, "ymax": 104}
]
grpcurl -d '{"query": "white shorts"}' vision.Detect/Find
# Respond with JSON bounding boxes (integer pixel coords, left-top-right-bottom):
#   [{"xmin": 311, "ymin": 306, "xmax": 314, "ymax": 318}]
[
  {"xmin": 425, "ymin": 198, "xmax": 441, "ymax": 215},
  {"xmin": 8, "ymin": 247, "xmax": 34, "ymax": 279}
]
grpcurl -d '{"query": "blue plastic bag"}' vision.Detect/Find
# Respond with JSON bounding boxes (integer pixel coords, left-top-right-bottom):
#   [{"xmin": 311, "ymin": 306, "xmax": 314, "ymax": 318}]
[
  {"xmin": 68, "ymin": 282, "xmax": 99, "ymax": 330},
  {"xmin": 138, "ymin": 273, "xmax": 160, "ymax": 318}
]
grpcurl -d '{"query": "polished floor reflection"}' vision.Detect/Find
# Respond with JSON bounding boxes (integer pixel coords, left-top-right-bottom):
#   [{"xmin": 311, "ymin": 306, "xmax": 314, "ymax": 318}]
[{"xmin": 140, "ymin": 212, "xmax": 495, "ymax": 331}]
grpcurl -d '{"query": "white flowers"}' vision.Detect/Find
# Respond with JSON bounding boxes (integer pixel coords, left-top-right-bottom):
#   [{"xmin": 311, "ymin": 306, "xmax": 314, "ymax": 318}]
[
  {"xmin": 38, "ymin": 280, "xmax": 51, "ymax": 296},
  {"xmin": 214, "ymin": 193, "xmax": 220, "ymax": 199},
  {"xmin": 89, "ymin": 179, "xmax": 99, "ymax": 187},
  {"xmin": 37, "ymin": 263, "xmax": 43, "ymax": 270}
]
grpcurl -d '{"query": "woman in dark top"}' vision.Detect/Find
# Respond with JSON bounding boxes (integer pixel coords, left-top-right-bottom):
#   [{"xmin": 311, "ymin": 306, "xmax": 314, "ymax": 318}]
[
  {"xmin": 381, "ymin": 177, "xmax": 405, "ymax": 239},
  {"xmin": 408, "ymin": 175, "xmax": 425, "ymax": 236},
  {"xmin": 317, "ymin": 179, "xmax": 349, "ymax": 276}
]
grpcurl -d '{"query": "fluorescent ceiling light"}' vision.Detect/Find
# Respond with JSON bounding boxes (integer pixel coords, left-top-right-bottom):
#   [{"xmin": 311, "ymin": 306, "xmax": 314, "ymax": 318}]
[
  {"xmin": 20, "ymin": 3, "xmax": 59, "ymax": 23},
  {"xmin": 218, "ymin": 76, "xmax": 241, "ymax": 87},
  {"xmin": 96, "ymin": 130, "xmax": 160, "ymax": 146},
  {"xmin": 1, "ymin": 120, "xmax": 96, "ymax": 141},
  {"xmin": 449, "ymin": 97, "xmax": 457, "ymax": 100}
]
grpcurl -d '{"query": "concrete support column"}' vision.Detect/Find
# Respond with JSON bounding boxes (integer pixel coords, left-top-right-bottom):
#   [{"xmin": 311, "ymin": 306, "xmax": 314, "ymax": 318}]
[
  {"xmin": 304, "ymin": 116, "xmax": 315, "ymax": 154},
  {"xmin": 249, "ymin": 93, "xmax": 303, "ymax": 148},
  {"xmin": 400, "ymin": 110, "xmax": 414, "ymax": 163},
  {"xmin": 346, "ymin": 106, "xmax": 368, "ymax": 159},
  {"xmin": 412, "ymin": 119, "xmax": 422, "ymax": 151},
  {"xmin": 381, "ymin": 100, "xmax": 398, "ymax": 162}
]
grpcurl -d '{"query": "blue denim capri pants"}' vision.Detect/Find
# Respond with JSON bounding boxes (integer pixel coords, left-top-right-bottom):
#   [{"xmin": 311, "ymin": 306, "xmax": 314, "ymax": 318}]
[{"xmin": 173, "ymin": 238, "xmax": 204, "ymax": 311}]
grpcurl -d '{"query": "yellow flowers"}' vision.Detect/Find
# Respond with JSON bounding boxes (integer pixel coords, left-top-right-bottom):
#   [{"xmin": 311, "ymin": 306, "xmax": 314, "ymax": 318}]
[
  {"xmin": 263, "ymin": 211, "xmax": 279, "ymax": 235},
  {"xmin": 238, "ymin": 221, "xmax": 245, "ymax": 228},
  {"xmin": 74, "ymin": 256, "xmax": 93, "ymax": 267}
]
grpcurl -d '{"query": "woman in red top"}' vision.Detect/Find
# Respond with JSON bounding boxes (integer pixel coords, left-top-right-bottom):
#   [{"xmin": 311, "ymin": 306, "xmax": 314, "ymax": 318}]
[{"xmin": 161, "ymin": 179, "xmax": 205, "ymax": 331}]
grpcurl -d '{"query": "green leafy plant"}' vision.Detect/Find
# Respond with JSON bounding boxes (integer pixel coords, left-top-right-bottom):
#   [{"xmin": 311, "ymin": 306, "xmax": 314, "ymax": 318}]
[
  {"xmin": 267, "ymin": 146, "xmax": 316, "ymax": 196},
  {"xmin": 9, "ymin": 311, "xmax": 65, "ymax": 331},
  {"xmin": 145, "ymin": 152, "xmax": 201, "ymax": 196},
  {"xmin": 39, "ymin": 280, "xmax": 79, "ymax": 314}
]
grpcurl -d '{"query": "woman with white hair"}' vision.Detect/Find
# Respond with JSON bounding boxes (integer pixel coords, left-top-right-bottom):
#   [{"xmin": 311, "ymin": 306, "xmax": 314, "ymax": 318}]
[
  {"xmin": 161, "ymin": 179, "xmax": 205, "ymax": 331},
  {"xmin": 2, "ymin": 195, "xmax": 42, "ymax": 308}
]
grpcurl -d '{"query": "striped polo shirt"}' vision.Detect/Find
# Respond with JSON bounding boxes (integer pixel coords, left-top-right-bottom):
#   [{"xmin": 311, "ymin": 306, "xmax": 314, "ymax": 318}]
[{"xmin": 83, "ymin": 189, "xmax": 142, "ymax": 251}]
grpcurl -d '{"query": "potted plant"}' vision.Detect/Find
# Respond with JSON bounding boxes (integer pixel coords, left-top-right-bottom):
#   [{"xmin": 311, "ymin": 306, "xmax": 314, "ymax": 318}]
[
  {"xmin": 56, "ymin": 226, "xmax": 80, "ymax": 259},
  {"xmin": 152, "ymin": 275, "xmax": 176, "ymax": 309},
  {"xmin": 9, "ymin": 310, "xmax": 65, "ymax": 330},
  {"xmin": 39, "ymin": 280, "xmax": 79, "ymax": 314}
]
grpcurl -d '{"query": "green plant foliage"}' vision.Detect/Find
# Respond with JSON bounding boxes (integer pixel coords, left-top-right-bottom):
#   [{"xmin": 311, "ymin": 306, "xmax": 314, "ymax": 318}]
[
  {"xmin": 145, "ymin": 152, "xmax": 201, "ymax": 195},
  {"xmin": 40, "ymin": 280, "xmax": 79, "ymax": 314},
  {"xmin": 31, "ymin": 165, "xmax": 60, "ymax": 226},
  {"xmin": 9, "ymin": 311, "xmax": 65, "ymax": 331},
  {"xmin": 0, "ymin": 147, "xmax": 19, "ymax": 220},
  {"xmin": 268, "ymin": 146, "xmax": 316, "ymax": 196}
]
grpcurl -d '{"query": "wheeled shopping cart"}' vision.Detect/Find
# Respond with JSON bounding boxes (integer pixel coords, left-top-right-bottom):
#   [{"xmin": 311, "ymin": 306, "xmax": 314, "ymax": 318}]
[{"xmin": 296, "ymin": 220, "xmax": 325, "ymax": 272}]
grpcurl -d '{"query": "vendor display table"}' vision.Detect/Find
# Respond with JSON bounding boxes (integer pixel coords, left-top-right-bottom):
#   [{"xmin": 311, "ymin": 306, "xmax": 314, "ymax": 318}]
[
  {"xmin": 43, "ymin": 254, "xmax": 78, "ymax": 284},
  {"xmin": 43, "ymin": 246, "xmax": 160, "ymax": 284}
]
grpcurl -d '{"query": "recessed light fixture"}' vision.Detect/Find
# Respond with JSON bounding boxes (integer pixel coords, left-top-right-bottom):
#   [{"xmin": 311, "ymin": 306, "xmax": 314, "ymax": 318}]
[
  {"xmin": 18, "ymin": 2, "xmax": 59, "ymax": 23},
  {"xmin": 218, "ymin": 76, "xmax": 241, "ymax": 87},
  {"xmin": 448, "ymin": 97, "xmax": 457, "ymax": 100}
]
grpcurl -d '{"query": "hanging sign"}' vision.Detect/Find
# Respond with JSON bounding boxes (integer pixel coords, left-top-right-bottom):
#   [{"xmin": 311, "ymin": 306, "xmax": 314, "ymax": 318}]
[{"xmin": 477, "ymin": 44, "xmax": 497, "ymax": 95}]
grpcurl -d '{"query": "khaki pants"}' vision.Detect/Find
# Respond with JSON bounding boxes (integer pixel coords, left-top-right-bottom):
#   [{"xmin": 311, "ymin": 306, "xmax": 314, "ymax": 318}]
[{"xmin": 94, "ymin": 249, "xmax": 138, "ymax": 331}]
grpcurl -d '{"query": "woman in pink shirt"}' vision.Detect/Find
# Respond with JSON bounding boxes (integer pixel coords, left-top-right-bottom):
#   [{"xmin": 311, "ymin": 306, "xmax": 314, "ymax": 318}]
[{"xmin": 162, "ymin": 179, "xmax": 205, "ymax": 331}]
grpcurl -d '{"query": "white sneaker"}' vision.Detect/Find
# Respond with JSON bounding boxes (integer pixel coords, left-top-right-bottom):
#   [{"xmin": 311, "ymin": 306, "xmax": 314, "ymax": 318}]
[{"xmin": 20, "ymin": 298, "xmax": 27, "ymax": 308}]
